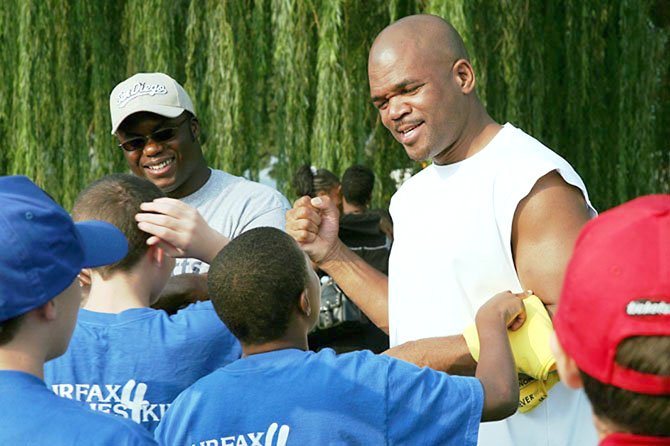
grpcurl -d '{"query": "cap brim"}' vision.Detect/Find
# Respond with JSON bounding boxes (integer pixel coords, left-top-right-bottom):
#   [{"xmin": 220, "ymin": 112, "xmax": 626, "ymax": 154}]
[
  {"xmin": 74, "ymin": 220, "xmax": 129, "ymax": 268},
  {"xmin": 110, "ymin": 104, "xmax": 185, "ymax": 134}
]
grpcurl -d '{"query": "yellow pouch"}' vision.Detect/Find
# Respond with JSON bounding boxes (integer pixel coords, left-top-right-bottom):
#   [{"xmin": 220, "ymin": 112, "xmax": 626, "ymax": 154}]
[
  {"xmin": 518, "ymin": 371, "xmax": 560, "ymax": 413},
  {"xmin": 463, "ymin": 295, "xmax": 557, "ymax": 380}
]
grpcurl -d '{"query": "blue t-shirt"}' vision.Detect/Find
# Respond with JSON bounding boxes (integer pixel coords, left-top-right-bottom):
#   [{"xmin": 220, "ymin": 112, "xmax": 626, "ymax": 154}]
[
  {"xmin": 44, "ymin": 301, "xmax": 241, "ymax": 432},
  {"xmin": 155, "ymin": 348, "xmax": 484, "ymax": 445},
  {"xmin": 0, "ymin": 370, "xmax": 156, "ymax": 445}
]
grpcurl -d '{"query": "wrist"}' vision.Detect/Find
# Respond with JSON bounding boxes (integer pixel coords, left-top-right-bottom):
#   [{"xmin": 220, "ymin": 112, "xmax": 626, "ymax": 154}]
[
  {"xmin": 475, "ymin": 310, "xmax": 507, "ymax": 333},
  {"xmin": 317, "ymin": 240, "xmax": 349, "ymax": 272},
  {"xmin": 202, "ymin": 230, "xmax": 229, "ymax": 263}
]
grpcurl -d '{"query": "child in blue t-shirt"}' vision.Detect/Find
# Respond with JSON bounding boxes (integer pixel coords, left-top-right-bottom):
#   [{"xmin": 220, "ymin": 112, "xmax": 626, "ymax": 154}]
[
  {"xmin": 156, "ymin": 227, "xmax": 526, "ymax": 445},
  {"xmin": 44, "ymin": 174, "xmax": 241, "ymax": 432},
  {"xmin": 0, "ymin": 176, "xmax": 156, "ymax": 445}
]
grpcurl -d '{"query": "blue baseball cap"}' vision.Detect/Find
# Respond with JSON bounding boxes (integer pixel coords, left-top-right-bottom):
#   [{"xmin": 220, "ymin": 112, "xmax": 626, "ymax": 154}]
[{"xmin": 0, "ymin": 176, "xmax": 129, "ymax": 321}]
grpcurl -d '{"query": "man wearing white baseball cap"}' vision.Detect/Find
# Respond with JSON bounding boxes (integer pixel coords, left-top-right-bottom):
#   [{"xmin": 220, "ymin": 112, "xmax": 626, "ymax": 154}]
[
  {"xmin": 0, "ymin": 176, "xmax": 156, "ymax": 445},
  {"xmin": 109, "ymin": 73, "xmax": 290, "ymax": 309}
]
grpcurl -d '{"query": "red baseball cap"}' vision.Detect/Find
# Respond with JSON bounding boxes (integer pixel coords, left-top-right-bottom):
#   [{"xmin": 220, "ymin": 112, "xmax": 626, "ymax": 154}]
[{"xmin": 554, "ymin": 194, "xmax": 670, "ymax": 395}]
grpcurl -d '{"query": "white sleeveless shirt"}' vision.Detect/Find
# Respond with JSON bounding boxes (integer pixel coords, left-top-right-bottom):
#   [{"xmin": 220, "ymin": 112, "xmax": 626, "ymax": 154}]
[{"xmin": 389, "ymin": 123, "xmax": 598, "ymax": 446}]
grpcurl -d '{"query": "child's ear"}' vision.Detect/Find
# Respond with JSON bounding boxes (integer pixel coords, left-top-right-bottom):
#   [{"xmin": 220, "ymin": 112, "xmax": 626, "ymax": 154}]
[
  {"xmin": 78, "ymin": 268, "xmax": 92, "ymax": 287},
  {"xmin": 149, "ymin": 245, "xmax": 166, "ymax": 267},
  {"xmin": 37, "ymin": 299, "xmax": 58, "ymax": 322},
  {"xmin": 550, "ymin": 332, "xmax": 584, "ymax": 389},
  {"xmin": 299, "ymin": 291, "xmax": 311, "ymax": 318}
]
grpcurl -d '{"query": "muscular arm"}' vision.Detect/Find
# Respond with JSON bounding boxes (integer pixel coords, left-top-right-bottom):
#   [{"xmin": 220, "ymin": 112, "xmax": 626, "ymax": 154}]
[
  {"xmin": 383, "ymin": 335, "xmax": 476, "ymax": 376},
  {"xmin": 512, "ymin": 171, "xmax": 592, "ymax": 317},
  {"xmin": 318, "ymin": 241, "xmax": 390, "ymax": 332}
]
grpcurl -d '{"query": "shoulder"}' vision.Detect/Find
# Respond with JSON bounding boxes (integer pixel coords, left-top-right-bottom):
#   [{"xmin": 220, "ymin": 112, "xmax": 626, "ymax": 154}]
[
  {"xmin": 492, "ymin": 125, "xmax": 595, "ymax": 214},
  {"xmin": 171, "ymin": 301, "xmax": 229, "ymax": 330},
  {"xmin": 171, "ymin": 301, "xmax": 227, "ymax": 329},
  {"xmin": 171, "ymin": 301, "xmax": 241, "ymax": 349},
  {"xmin": 174, "ymin": 299, "xmax": 216, "ymax": 314},
  {"xmin": 276, "ymin": 349, "xmax": 392, "ymax": 377},
  {"xmin": 494, "ymin": 124, "xmax": 578, "ymax": 174},
  {"xmin": 213, "ymin": 169, "xmax": 290, "ymax": 207}
]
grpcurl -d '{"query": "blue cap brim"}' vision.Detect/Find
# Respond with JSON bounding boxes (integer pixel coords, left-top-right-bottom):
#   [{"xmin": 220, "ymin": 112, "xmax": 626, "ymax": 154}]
[{"xmin": 74, "ymin": 220, "xmax": 129, "ymax": 268}]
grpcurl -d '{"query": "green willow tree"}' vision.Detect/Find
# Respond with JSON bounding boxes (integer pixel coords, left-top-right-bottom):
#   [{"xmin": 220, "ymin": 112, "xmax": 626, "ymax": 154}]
[{"xmin": 0, "ymin": 0, "xmax": 667, "ymax": 211}]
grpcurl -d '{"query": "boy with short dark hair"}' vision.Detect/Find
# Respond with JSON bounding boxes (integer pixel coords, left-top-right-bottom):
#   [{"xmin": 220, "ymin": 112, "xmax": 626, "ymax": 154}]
[
  {"xmin": 44, "ymin": 174, "xmax": 241, "ymax": 432},
  {"xmin": 156, "ymin": 227, "xmax": 527, "ymax": 445},
  {"xmin": 552, "ymin": 195, "xmax": 670, "ymax": 445},
  {"xmin": 0, "ymin": 176, "xmax": 156, "ymax": 445},
  {"xmin": 341, "ymin": 164, "xmax": 375, "ymax": 210}
]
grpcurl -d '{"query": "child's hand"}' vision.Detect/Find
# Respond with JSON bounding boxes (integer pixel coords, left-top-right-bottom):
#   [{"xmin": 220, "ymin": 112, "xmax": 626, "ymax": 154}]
[
  {"xmin": 477, "ymin": 290, "xmax": 531, "ymax": 331},
  {"xmin": 135, "ymin": 198, "xmax": 229, "ymax": 263}
]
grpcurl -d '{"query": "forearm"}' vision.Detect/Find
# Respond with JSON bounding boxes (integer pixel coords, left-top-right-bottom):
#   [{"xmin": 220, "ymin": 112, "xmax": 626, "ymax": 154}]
[
  {"xmin": 319, "ymin": 240, "xmax": 389, "ymax": 332},
  {"xmin": 476, "ymin": 314, "xmax": 519, "ymax": 421},
  {"xmin": 383, "ymin": 335, "xmax": 476, "ymax": 375},
  {"xmin": 152, "ymin": 273, "xmax": 209, "ymax": 314}
]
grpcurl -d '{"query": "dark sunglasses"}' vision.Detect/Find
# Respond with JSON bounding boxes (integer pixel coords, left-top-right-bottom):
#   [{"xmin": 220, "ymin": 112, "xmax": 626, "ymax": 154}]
[{"xmin": 117, "ymin": 115, "xmax": 191, "ymax": 152}]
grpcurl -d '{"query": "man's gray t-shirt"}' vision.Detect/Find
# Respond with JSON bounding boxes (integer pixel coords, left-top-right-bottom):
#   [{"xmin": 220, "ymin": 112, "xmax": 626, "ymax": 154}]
[{"xmin": 175, "ymin": 169, "xmax": 291, "ymax": 275}]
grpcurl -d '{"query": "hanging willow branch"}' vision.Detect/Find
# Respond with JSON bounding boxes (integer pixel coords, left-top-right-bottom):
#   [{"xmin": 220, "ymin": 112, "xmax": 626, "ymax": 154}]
[
  {"xmin": 311, "ymin": 0, "xmax": 355, "ymax": 174},
  {"xmin": 247, "ymin": 0, "xmax": 273, "ymax": 180},
  {"xmin": 0, "ymin": 0, "xmax": 16, "ymax": 175},
  {"xmin": 53, "ymin": 0, "xmax": 86, "ymax": 208},
  {"xmin": 199, "ymin": 1, "xmax": 244, "ymax": 175},
  {"xmin": 11, "ymin": 0, "xmax": 60, "ymax": 197},
  {"xmin": 81, "ymin": 0, "xmax": 127, "ymax": 185},
  {"xmin": 0, "ymin": 0, "xmax": 667, "ymax": 211},
  {"xmin": 270, "ymin": 0, "xmax": 315, "ymax": 196},
  {"xmin": 615, "ymin": 0, "xmax": 668, "ymax": 202},
  {"xmin": 122, "ymin": 0, "xmax": 176, "ymax": 74}
]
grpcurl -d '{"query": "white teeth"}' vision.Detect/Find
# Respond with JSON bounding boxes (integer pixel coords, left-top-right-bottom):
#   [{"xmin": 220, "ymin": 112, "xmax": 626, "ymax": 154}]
[{"xmin": 147, "ymin": 159, "xmax": 173, "ymax": 171}]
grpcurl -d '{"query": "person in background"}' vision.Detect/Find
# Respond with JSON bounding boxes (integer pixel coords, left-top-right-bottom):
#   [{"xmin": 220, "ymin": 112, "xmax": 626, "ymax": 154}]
[
  {"xmin": 340, "ymin": 164, "xmax": 393, "ymax": 247},
  {"xmin": 292, "ymin": 164, "xmax": 341, "ymax": 210},
  {"xmin": 0, "ymin": 176, "xmax": 156, "ymax": 445}
]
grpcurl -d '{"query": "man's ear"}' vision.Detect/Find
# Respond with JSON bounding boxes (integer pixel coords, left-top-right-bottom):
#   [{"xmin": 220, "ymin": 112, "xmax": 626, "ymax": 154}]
[
  {"xmin": 550, "ymin": 332, "xmax": 584, "ymax": 389},
  {"xmin": 452, "ymin": 59, "xmax": 476, "ymax": 94},
  {"xmin": 189, "ymin": 117, "xmax": 200, "ymax": 141},
  {"xmin": 299, "ymin": 291, "xmax": 311, "ymax": 318}
]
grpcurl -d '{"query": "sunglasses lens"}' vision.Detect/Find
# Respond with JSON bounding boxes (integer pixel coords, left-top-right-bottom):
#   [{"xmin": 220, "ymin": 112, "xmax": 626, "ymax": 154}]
[
  {"xmin": 117, "ymin": 119, "xmax": 185, "ymax": 151},
  {"xmin": 120, "ymin": 137, "xmax": 147, "ymax": 152},
  {"xmin": 152, "ymin": 127, "xmax": 178, "ymax": 142}
]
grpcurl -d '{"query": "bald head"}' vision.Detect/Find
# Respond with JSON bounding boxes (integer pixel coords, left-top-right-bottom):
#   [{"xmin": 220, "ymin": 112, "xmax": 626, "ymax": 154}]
[
  {"xmin": 367, "ymin": 14, "xmax": 486, "ymax": 165},
  {"xmin": 369, "ymin": 15, "xmax": 469, "ymax": 67}
]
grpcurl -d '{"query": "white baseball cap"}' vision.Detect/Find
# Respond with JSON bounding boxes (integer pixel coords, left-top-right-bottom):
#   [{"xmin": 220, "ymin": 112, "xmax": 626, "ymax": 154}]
[{"xmin": 109, "ymin": 72, "xmax": 196, "ymax": 134}]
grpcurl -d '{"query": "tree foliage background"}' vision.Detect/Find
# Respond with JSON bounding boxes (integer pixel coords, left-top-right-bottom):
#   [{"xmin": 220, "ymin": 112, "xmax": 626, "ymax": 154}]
[{"xmin": 0, "ymin": 0, "xmax": 668, "ymax": 211}]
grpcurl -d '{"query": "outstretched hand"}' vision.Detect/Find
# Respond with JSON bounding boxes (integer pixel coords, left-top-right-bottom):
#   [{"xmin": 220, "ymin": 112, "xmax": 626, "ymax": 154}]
[
  {"xmin": 285, "ymin": 195, "xmax": 341, "ymax": 264},
  {"xmin": 135, "ymin": 197, "xmax": 229, "ymax": 263}
]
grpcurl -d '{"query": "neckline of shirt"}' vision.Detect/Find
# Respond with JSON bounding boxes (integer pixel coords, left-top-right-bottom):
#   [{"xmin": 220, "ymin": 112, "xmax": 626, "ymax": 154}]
[{"xmin": 431, "ymin": 122, "xmax": 514, "ymax": 174}]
